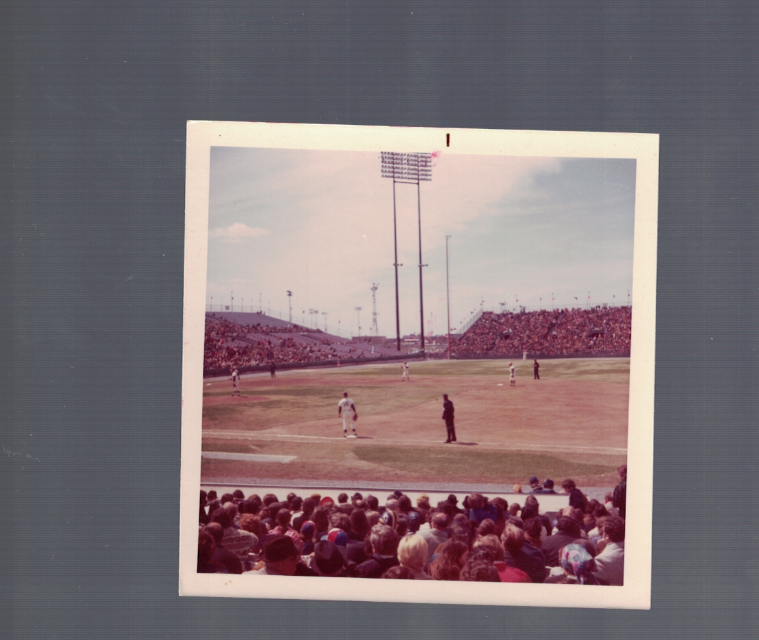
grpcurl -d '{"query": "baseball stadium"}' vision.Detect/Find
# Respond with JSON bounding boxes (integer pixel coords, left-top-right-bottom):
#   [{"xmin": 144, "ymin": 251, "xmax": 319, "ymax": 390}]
[{"xmin": 194, "ymin": 144, "xmax": 638, "ymax": 585}]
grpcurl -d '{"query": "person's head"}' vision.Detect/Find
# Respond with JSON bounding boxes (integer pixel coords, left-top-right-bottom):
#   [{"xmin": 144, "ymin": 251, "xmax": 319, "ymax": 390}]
[
  {"xmin": 290, "ymin": 496, "xmax": 303, "ymax": 512},
  {"xmin": 380, "ymin": 566, "xmax": 414, "ymax": 579},
  {"xmin": 461, "ymin": 561, "xmax": 501, "ymax": 582},
  {"xmin": 299, "ymin": 521, "xmax": 315, "ymax": 542},
  {"xmin": 477, "ymin": 518, "xmax": 497, "ymax": 539},
  {"xmin": 369, "ymin": 524, "xmax": 400, "ymax": 556},
  {"xmin": 512, "ymin": 483, "xmax": 522, "ymax": 494},
  {"xmin": 395, "ymin": 513, "xmax": 409, "ymax": 537},
  {"xmin": 604, "ymin": 492, "xmax": 614, "ymax": 504},
  {"xmin": 261, "ymin": 535, "xmax": 300, "ymax": 576},
  {"xmin": 508, "ymin": 503, "xmax": 521, "ymax": 517},
  {"xmin": 431, "ymin": 511, "xmax": 448, "ymax": 531},
  {"xmin": 528, "ymin": 476, "xmax": 540, "ymax": 488},
  {"xmin": 311, "ymin": 540, "xmax": 345, "ymax": 576},
  {"xmin": 239, "ymin": 514, "xmax": 265, "ymax": 541},
  {"xmin": 603, "ymin": 515, "xmax": 625, "ymax": 543},
  {"xmin": 543, "ymin": 478, "xmax": 555, "ymax": 490},
  {"xmin": 198, "ymin": 530, "xmax": 216, "ymax": 566},
  {"xmin": 430, "ymin": 539, "xmax": 469, "ymax": 581},
  {"xmin": 220, "ymin": 493, "xmax": 235, "ymax": 505},
  {"xmin": 520, "ymin": 502, "xmax": 538, "ymax": 521},
  {"xmin": 262, "ymin": 493, "xmax": 278, "ymax": 507},
  {"xmin": 366, "ymin": 495, "xmax": 379, "ymax": 511},
  {"xmin": 397, "ymin": 534, "xmax": 428, "ymax": 573},
  {"xmin": 561, "ymin": 479, "xmax": 577, "ymax": 493},
  {"xmin": 311, "ymin": 506, "xmax": 330, "ymax": 533},
  {"xmin": 617, "ymin": 464, "xmax": 627, "ymax": 481},
  {"xmin": 560, "ymin": 543, "xmax": 599, "ymax": 585},
  {"xmin": 443, "ymin": 393, "xmax": 449, "ymax": 400},
  {"xmin": 523, "ymin": 517, "xmax": 543, "ymax": 544},
  {"xmin": 343, "ymin": 391, "xmax": 348, "ymax": 398},
  {"xmin": 329, "ymin": 512, "xmax": 351, "ymax": 533},
  {"xmin": 417, "ymin": 495, "xmax": 431, "ymax": 511},
  {"xmin": 203, "ymin": 522, "xmax": 224, "ymax": 545},
  {"xmin": 301, "ymin": 498, "xmax": 316, "ymax": 517},
  {"xmin": 232, "ymin": 489, "xmax": 245, "ymax": 501},
  {"xmin": 562, "ymin": 507, "xmax": 584, "ymax": 525},
  {"xmin": 468, "ymin": 493, "xmax": 486, "ymax": 509},
  {"xmin": 286, "ymin": 492, "xmax": 297, "ymax": 503},
  {"xmin": 337, "ymin": 493, "xmax": 349, "ymax": 505},
  {"xmin": 502, "ymin": 523, "xmax": 525, "ymax": 554},
  {"xmin": 556, "ymin": 516, "xmax": 581, "ymax": 538},
  {"xmin": 207, "ymin": 490, "xmax": 218, "ymax": 501},
  {"xmin": 473, "ymin": 534, "xmax": 504, "ymax": 562},
  {"xmin": 397, "ymin": 495, "xmax": 412, "ymax": 513},
  {"xmin": 447, "ymin": 494, "xmax": 459, "ymax": 507},
  {"xmin": 385, "ymin": 498, "xmax": 400, "ymax": 513},
  {"xmin": 450, "ymin": 522, "xmax": 476, "ymax": 549},
  {"xmin": 211, "ymin": 505, "xmax": 234, "ymax": 529},
  {"xmin": 276, "ymin": 508, "xmax": 292, "ymax": 531},
  {"xmin": 350, "ymin": 508, "xmax": 370, "ymax": 540}
]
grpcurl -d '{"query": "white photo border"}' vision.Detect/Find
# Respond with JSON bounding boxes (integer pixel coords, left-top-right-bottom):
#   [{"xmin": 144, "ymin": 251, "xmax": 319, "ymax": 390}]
[{"xmin": 180, "ymin": 122, "xmax": 658, "ymax": 609}]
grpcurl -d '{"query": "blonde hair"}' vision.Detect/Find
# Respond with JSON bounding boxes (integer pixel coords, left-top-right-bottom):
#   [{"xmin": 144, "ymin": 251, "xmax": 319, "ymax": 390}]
[{"xmin": 397, "ymin": 534, "xmax": 428, "ymax": 573}]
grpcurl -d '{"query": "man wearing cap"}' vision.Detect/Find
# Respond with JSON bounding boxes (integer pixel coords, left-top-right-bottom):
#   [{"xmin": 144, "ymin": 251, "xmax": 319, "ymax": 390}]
[
  {"xmin": 310, "ymin": 540, "xmax": 350, "ymax": 577},
  {"xmin": 528, "ymin": 476, "xmax": 544, "ymax": 493},
  {"xmin": 442, "ymin": 394, "xmax": 457, "ymax": 443},
  {"xmin": 338, "ymin": 391, "xmax": 358, "ymax": 438},
  {"xmin": 231, "ymin": 368, "xmax": 240, "ymax": 396},
  {"xmin": 540, "ymin": 479, "xmax": 557, "ymax": 494},
  {"xmin": 256, "ymin": 534, "xmax": 316, "ymax": 576}
]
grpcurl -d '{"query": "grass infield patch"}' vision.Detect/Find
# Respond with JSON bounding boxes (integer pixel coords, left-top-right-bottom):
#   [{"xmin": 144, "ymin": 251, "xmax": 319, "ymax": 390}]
[{"xmin": 352, "ymin": 444, "xmax": 615, "ymax": 480}]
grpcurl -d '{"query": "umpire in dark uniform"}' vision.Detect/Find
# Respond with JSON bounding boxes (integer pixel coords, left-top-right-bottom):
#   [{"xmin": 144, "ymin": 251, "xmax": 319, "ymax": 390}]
[{"xmin": 442, "ymin": 394, "xmax": 457, "ymax": 443}]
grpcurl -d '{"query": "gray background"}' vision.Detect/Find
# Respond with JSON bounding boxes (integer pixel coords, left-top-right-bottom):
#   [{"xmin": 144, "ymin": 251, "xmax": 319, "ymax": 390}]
[{"xmin": 2, "ymin": 1, "xmax": 757, "ymax": 638}]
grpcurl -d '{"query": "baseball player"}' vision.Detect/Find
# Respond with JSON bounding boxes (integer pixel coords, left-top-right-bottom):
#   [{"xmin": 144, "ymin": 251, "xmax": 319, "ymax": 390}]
[
  {"xmin": 533, "ymin": 359, "xmax": 540, "ymax": 380},
  {"xmin": 509, "ymin": 362, "xmax": 516, "ymax": 387},
  {"xmin": 442, "ymin": 394, "xmax": 457, "ymax": 443},
  {"xmin": 401, "ymin": 361, "xmax": 410, "ymax": 382},
  {"xmin": 338, "ymin": 391, "xmax": 358, "ymax": 438},
  {"xmin": 231, "ymin": 368, "xmax": 240, "ymax": 396}
]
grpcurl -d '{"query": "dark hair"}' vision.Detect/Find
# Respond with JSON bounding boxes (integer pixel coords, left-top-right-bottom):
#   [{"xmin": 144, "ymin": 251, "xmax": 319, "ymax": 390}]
[
  {"xmin": 477, "ymin": 518, "xmax": 497, "ymax": 538},
  {"xmin": 203, "ymin": 522, "xmax": 224, "ymax": 544},
  {"xmin": 198, "ymin": 531, "xmax": 215, "ymax": 566},
  {"xmin": 301, "ymin": 498, "xmax": 316, "ymax": 517},
  {"xmin": 350, "ymin": 508, "xmax": 370, "ymax": 540},
  {"xmin": 290, "ymin": 497, "xmax": 303, "ymax": 512},
  {"xmin": 381, "ymin": 565, "xmax": 414, "ymax": 579},
  {"xmin": 502, "ymin": 523, "xmax": 525, "ymax": 553},
  {"xmin": 286, "ymin": 492, "xmax": 297, "ymax": 502},
  {"xmin": 593, "ymin": 504, "xmax": 609, "ymax": 519},
  {"xmin": 211, "ymin": 506, "xmax": 234, "ymax": 529},
  {"xmin": 366, "ymin": 495, "xmax": 379, "ymax": 511},
  {"xmin": 561, "ymin": 479, "xmax": 576, "ymax": 491},
  {"xmin": 491, "ymin": 497, "xmax": 508, "ymax": 512},
  {"xmin": 329, "ymin": 512, "xmax": 351, "ymax": 533},
  {"xmin": 276, "ymin": 508, "xmax": 292, "ymax": 530},
  {"xmin": 473, "ymin": 535, "xmax": 504, "ymax": 562},
  {"xmin": 520, "ymin": 503, "xmax": 538, "ymax": 521},
  {"xmin": 398, "ymin": 495, "xmax": 412, "ymax": 513},
  {"xmin": 262, "ymin": 493, "xmax": 278, "ymax": 507},
  {"xmin": 603, "ymin": 516, "xmax": 625, "ymax": 543},
  {"xmin": 524, "ymin": 517, "xmax": 543, "ymax": 540},
  {"xmin": 617, "ymin": 465, "xmax": 627, "ymax": 480},
  {"xmin": 462, "ymin": 562, "xmax": 500, "ymax": 582},
  {"xmin": 430, "ymin": 540, "xmax": 468, "ymax": 581},
  {"xmin": 369, "ymin": 524, "xmax": 400, "ymax": 556},
  {"xmin": 556, "ymin": 516, "xmax": 581, "ymax": 538},
  {"xmin": 232, "ymin": 489, "xmax": 245, "ymax": 500},
  {"xmin": 337, "ymin": 493, "xmax": 349, "ymax": 504},
  {"xmin": 395, "ymin": 513, "xmax": 408, "ymax": 537},
  {"xmin": 312, "ymin": 506, "xmax": 330, "ymax": 534},
  {"xmin": 220, "ymin": 493, "xmax": 235, "ymax": 505},
  {"xmin": 206, "ymin": 491, "xmax": 218, "ymax": 501},
  {"xmin": 450, "ymin": 521, "xmax": 476, "ymax": 548}
]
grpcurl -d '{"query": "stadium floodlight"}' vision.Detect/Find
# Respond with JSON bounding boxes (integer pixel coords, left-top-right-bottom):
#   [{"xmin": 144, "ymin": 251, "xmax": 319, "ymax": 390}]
[
  {"xmin": 446, "ymin": 236, "xmax": 452, "ymax": 360},
  {"xmin": 355, "ymin": 307, "xmax": 362, "ymax": 337},
  {"xmin": 286, "ymin": 290, "xmax": 292, "ymax": 324},
  {"xmin": 381, "ymin": 151, "xmax": 433, "ymax": 353}
]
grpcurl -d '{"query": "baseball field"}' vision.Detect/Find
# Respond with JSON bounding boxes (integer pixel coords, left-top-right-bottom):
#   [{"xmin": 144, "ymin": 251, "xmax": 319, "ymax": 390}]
[{"xmin": 201, "ymin": 358, "xmax": 629, "ymax": 488}]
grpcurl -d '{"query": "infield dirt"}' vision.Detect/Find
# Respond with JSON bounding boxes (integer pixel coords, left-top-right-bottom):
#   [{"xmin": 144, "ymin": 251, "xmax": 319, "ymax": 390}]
[{"xmin": 201, "ymin": 358, "xmax": 629, "ymax": 487}]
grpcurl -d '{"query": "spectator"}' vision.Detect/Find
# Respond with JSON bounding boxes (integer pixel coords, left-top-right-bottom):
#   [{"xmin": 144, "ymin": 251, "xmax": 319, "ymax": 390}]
[
  {"xmin": 468, "ymin": 493, "xmax": 499, "ymax": 525},
  {"xmin": 542, "ymin": 516, "xmax": 582, "ymax": 567},
  {"xmin": 356, "ymin": 525, "xmax": 400, "ymax": 579},
  {"xmin": 540, "ymin": 479, "xmax": 557, "ymax": 494},
  {"xmin": 197, "ymin": 530, "xmax": 228, "ymax": 574},
  {"xmin": 473, "ymin": 534, "xmax": 530, "ymax": 583},
  {"xmin": 421, "ymin": 512, "xmax": 449, "ymax": 563},
  {"xmin": 554, "ymin": 543, "xmax": 601, "ymax": 585},
  {"xmin": 613, "ymin": 465, "xmax": 627, "ymax": 520},
  {"xmin": 561, "ymin": 479, "xmax": 588, "ymax": 511},
  {"xmin": 256, "ymin": 534, "xmax": 316, "ymax": 576},
  {"xmin": 397, "ymin": 534, "xmax": 433, "ymax": 580},
  {"xmin": 528, "ymin": 476, "xmax": 544, "ymax": 493},
  {"xmin": 381, "ymin": 566, "xmax": 415, "ymax": 579},
  {"xmin": 501, "ymin": 523, "xmax": 546, "ymax": 583},
  {"xmin": 592, "ymin": 516, "xmax": 625, "ymax": 586},
  {"xmin": 310, "ymin": 540, "xmax": 351, "ymax": 578},
  {"xmin": 429, "ymin": 539, "xmax": 469, "ymax": 581}
]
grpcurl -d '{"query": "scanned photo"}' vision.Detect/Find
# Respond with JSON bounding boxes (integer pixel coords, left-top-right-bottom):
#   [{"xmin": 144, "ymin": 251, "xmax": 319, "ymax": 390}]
[{"xmin": 180, "ymin": 123, "xmax": 658, "ymax": 608}]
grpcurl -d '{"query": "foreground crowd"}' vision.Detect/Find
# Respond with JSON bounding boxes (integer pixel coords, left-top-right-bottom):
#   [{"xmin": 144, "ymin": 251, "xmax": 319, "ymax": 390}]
[
  {"xmin": 453, "ymin": 307, "xmax": 631, "ymax": 357},
  {"xmin": 198, "ymin": 470, "xmax": 627, "ymax": 586}
]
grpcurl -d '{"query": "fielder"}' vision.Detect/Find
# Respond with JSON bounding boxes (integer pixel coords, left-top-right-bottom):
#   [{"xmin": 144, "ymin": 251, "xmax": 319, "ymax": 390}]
[
  {"xmin": 401, "ymin": 361, "xmax": 410, "ymax": 382},
  {"xmin": 509, "ymin": 362, "xmax": 516, "ymax": 387},
  {"xmin": 231, "ymin": 368, "xmax": 240, "ymax": 396},
  {"xmin": 338, "ymin": 391, "xmax": 359, "ymax": 438}
]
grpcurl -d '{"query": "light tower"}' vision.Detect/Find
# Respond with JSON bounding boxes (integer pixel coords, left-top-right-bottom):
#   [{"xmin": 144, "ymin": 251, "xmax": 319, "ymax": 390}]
[
  {"xmin": 371, "ymin": 283, "xmax": 380, "ymax": 336},
  {"xmin": 286, "ymin": 290, "xmax": 292, "ymax": 324},
  {"xmin": 322, "ymin": 312, "xmax": 328, "ymax": 331},
  {"xmin": 381, "ymin": 151, "xmax": 433, "ymax": 352}
]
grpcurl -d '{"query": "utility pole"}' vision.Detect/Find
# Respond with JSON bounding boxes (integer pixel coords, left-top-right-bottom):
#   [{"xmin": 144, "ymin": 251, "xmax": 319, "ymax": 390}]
[
  {"xmin": 231, "ymin": 291, "xmax": 234, "ymax": 312},
  {"xmin": 446, "ymin": 235, "xmax": 452, "ymax": 360},
  {"xmin": 322, "ymin": 312, "xmax": 328, "ymax": 331},
  {"xmin": 371, "ymin": 283, "xmax": 380, "ymax": 336},
  {"xmin": 286, "ymin": 290, "xmax": 292, "ymax": 324},
  {"xmin": 355, "ymin": 307, "xmax": 362, "ymax": 338}
]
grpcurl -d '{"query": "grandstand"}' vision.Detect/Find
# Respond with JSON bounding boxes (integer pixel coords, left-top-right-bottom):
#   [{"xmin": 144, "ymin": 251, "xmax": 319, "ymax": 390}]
[
  {"xmin": 453, "ymin": 307, "xmax": 631, "ymax": 358},
  {"xmin": 204, "ymin": 312, "xmax": 406, "ymax": 376}
]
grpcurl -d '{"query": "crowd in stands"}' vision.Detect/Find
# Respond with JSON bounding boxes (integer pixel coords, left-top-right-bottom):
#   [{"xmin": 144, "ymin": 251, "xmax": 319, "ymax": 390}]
[
  {"xmin": 204, "ymin": 315, "xmax": 377, "ymax": 372},
  {"xmin": 453, "ymin": 307, "xmax": 631, "ymax": 358},
  {"xmin": 198, "ymin": 466, "xmax": 628, "ymax": 586}
]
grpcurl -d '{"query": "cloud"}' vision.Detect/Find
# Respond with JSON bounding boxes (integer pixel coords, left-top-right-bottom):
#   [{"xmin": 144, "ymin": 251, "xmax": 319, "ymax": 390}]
[{"xmin": 210, "ymin": 223, "xmax": 269, "ymax": 243}]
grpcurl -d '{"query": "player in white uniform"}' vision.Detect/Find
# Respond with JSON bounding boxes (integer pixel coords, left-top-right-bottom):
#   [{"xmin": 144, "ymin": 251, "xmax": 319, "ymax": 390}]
[
  {"xmin": 231, "ymin": 368, "xmax": 240, "ymax": 396},
  {"xmin": 509, "ymin": 362, "xmax": 516, "ymax": 387},
  {"xmin": 401, "ymin": 361, "xmax": 409, "ymax": 382},
  {"xmin": 338, "ymin": 391, "xmax": 358, "ymax": 438}
]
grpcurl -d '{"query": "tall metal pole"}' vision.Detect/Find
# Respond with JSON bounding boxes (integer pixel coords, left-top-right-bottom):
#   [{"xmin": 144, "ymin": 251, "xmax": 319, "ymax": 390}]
[
  {"xmin": 446, "ymin": 235, "xmax": 451, "ymax": 360},
  {"xmin": 392, "ymin": 181, "xmax": 401, "ymax": 351},
  {"xmin": 417, "ymin": 180, "xmax": 425, "ymax": 353},
  {"xmin": 355, "ymin": 307, "xmax": 362, "ymax": 337},
  {"xmin": 287, "ymin": 290, "xmax": 292, "ymax": 324}
]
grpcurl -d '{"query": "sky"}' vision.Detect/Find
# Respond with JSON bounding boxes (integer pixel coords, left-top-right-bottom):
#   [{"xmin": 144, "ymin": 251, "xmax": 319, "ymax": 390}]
[{"xmin": 206, "ymin": 147, "xmax": 636, "ymax": 338}]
